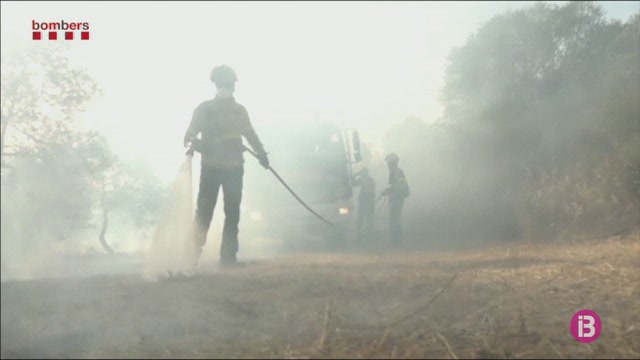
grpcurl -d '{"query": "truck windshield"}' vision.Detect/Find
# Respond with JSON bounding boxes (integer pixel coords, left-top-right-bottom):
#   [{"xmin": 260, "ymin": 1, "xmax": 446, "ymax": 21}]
[{"xmin": 244, "ymin": 122, "xmax": 352, "ymax": 206}]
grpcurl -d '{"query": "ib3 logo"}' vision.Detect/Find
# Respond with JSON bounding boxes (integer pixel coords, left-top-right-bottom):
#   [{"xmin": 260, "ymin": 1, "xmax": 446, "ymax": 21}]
[{"xmin": 570, "ymin": 309, "xmax": 601, "ymax": 343}]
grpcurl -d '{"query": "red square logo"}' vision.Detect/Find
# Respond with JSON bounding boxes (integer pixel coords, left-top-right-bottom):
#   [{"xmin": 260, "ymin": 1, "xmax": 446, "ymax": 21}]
[
  {"xmin": 65, "ymin": 32, "xmax": 73, "ymax": 40},
  {"xmin": 48, "ymin": 31, "xmax": 57, "ymax": 40},
  {"xmin": 33, "ymin": 31, "xmax": 41, "ymax": 40},
  {"xmin": 81, "ymin": 31, "xmax": 90, "ymax": 40}
]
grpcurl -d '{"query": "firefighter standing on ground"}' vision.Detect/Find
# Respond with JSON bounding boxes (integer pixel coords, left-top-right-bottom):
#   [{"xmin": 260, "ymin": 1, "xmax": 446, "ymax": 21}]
[
  {"xmin": 380, "ymin": 153, "xmax": 410, "ymax": 245},
  {"xmin": 183, "ymin": 65, "xmax": 270, "ymax": 267},
  {"xmin": 352, "ymin": 167, "xmax": 376, "ymax": 235}
]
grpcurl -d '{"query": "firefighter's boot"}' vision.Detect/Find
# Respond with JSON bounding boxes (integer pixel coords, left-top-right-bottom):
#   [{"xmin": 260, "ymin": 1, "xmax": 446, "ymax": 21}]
[
  {"xmin": 186, "ymin": 225, "xmax": 207, "ymax": 270},
  {"xmin": 220, "ymin": 229, "xmax": 238, "ymax": 267}
]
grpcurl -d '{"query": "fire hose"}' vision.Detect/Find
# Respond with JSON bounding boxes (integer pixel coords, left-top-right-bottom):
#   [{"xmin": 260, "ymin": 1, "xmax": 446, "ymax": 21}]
[{"xmin": 186, "ymin": 143, "xmax": 335, "ymax": 226}]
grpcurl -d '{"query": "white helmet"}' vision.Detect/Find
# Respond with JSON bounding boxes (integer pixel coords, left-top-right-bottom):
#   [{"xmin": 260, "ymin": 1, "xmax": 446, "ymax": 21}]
[
  {"xmin": 209, "ymin": 65, "xmax": 238, "ymax": 84},
  {"xmin": 384, "ymin": 153, "xmax": 399, "ymax": 164}
]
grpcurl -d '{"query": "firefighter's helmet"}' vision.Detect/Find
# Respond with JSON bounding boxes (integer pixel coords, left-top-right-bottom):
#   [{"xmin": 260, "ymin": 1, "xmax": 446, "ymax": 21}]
[
  {"xmin": 210, "ymin": 65, "xmax": 238, "ymax": 84},
  {"xmin": 384, "ymin": 153, "xmax": 399, "ymax": 164}
]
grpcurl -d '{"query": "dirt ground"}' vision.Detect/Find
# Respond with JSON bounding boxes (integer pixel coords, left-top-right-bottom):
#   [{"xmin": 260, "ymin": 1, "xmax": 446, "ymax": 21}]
[{"xmin": 2, "ymin": 234, "xmax": 639, "ymax": 359}]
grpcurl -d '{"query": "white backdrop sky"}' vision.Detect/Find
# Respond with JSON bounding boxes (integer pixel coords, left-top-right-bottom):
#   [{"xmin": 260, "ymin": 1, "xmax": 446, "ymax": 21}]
[{"xmin": 2, "ymin": 1, "xmax": 638, "ymax": 182}]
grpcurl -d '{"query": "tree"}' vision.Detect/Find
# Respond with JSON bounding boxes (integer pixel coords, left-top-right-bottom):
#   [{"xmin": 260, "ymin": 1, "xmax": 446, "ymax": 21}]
[
  {"xmin": 439, "ymin": 2, "xmax": 640, "ymax": 240},
  {"xmin": 91, "ymin": 155, "xmax": 167, "ymax": 254},
  {"xmin": 1, "ymin": 43, "xmax": 101, "ymax": 160},
  {"xmin": 1, "ymin": 43, "xmax": 106, "ymax": 265}
]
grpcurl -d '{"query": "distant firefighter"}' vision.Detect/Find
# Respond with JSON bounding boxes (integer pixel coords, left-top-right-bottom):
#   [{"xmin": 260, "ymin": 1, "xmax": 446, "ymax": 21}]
[
  {"xmin": 380, "ymin": 153, "xmax": 410, "ymax": 245},
  {"xmin": 352, "ymin": 167, "xmax": 376, "ymax": 234}
]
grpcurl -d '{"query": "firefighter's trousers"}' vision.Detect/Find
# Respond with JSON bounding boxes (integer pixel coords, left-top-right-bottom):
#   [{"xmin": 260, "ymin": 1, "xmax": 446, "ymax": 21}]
[
  {"xmin": 389, "ymin": 197, "xmax": 405, "ymax": 245},
  {"xmin": 192, "ymin": 166, "xmax": 244, "ymax": 263}
]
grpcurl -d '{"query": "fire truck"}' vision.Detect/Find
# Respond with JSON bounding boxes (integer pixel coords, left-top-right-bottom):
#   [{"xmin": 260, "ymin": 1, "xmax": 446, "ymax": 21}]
[{"xmin": 241, "ymin": 121, "xmax": 364, "ymax": 249}]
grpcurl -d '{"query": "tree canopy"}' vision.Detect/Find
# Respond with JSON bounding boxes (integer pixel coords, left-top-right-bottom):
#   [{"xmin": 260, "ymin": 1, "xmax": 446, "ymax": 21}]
[
  {"xmin": 384, "ymin": 2, "xmax": 639, "ymax": 243},
  {"xmin": 1, "ymin": 44, "xmax": 165, "ymax": 266}
]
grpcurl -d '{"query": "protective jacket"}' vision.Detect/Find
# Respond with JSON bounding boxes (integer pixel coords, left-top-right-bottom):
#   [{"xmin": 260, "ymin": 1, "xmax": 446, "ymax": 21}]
[
  {"xmin": 387, "ymin": 167, "xmax": 410, "ymax": 202},
  {"xmin": 184, "ymin": 96, "xmax": 266, "ymax": 168}
]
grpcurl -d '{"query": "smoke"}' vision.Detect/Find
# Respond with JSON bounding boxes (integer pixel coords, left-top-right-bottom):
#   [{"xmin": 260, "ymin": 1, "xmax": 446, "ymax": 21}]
[{"xmin": 1, "ymin": 153, "xmax": 95, "ymax": 281}]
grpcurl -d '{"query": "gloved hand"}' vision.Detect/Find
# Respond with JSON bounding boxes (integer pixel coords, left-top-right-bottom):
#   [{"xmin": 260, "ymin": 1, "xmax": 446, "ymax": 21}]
[
  {"xmin": 184, "ymin": 136, "xmax": 193, "ymax": 148},
  {"xmin": 257, "ymin": 152, "xmax": 270, "ymax": 169},
  {"xmin": 184, "ymin": 138, "xmax": 202, "ymax": 156}
]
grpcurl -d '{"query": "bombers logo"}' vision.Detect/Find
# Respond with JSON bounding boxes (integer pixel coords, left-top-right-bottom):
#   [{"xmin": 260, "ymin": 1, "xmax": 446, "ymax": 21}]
[{"xmin": 32, "ymin": 20, "xmax": 90, "ymax": 40}]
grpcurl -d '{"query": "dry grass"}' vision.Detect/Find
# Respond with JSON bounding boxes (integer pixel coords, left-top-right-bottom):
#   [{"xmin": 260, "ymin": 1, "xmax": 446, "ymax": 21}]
[{"xmin": 2, "ymin": 233, "xmax": 639, "ymax": 359}]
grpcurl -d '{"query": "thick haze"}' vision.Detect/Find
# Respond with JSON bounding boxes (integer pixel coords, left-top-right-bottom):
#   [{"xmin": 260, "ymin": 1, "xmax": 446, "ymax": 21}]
[
  {"xmin": 1, "ymin": 3, "xmax": 639, "ymax": 357},
  {"xmin": 2, "ymin": 1, "xmax": 636, "ymax": 183}
]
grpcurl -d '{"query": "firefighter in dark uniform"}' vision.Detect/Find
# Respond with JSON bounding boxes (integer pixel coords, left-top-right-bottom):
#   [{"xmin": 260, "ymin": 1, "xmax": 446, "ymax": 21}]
[
  {"xmin": 352, "ymin": 167, "xmax": 376, "ymax": 234},
  {"xmin": 183, "ymin": 65, "xmax": 269, "ymax": 267},
  {"xmin": 380, "ymin": 153, "xmax": 410, "ymax": 245}
]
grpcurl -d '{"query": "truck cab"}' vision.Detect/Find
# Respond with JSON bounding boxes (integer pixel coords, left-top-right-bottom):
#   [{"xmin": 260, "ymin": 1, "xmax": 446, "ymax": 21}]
[{"xmin": 241, "ymin": 121, "xmax": 362, "ymax": 250}]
